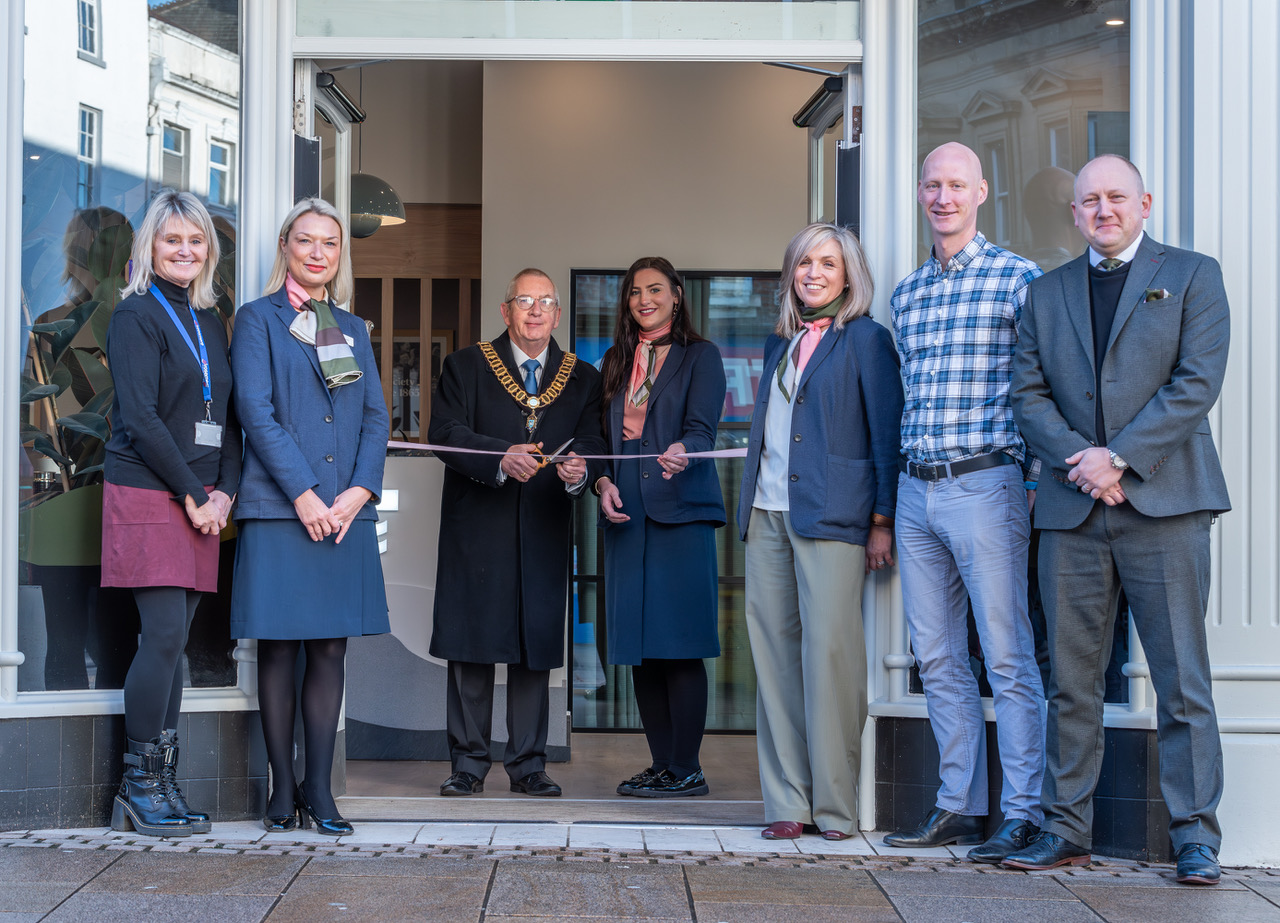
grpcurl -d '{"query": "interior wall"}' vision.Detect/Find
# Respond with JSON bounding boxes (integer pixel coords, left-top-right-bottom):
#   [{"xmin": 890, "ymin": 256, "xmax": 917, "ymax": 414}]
[
  {"xmin": 350, "ymin": 60, "xmax": 484, "ymax": 205},
  {"xmin": 480, "ymin": 61, "xmax": 827, "ymax": 338}
]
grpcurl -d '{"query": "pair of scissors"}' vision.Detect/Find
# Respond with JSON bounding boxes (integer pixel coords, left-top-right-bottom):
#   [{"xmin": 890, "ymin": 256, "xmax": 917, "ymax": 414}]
[{"xmin": 533, "ymin": 438, "xmax": 576, "ymax": 470}]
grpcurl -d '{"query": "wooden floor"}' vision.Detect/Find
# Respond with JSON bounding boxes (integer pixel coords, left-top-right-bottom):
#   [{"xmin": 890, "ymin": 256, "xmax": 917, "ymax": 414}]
[{"xmin": 340, "ymin": 732, "xmax": 766, "ymax": 825}]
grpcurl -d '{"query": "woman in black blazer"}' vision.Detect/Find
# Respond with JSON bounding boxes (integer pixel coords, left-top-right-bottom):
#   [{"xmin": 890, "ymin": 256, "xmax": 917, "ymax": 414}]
[{"xmin": 595, "ymin": 257, "xmax": 727, "ymax": 798}]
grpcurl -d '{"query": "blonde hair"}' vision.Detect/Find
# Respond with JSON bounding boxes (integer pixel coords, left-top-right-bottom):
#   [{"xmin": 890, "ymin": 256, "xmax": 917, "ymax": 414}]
[
  {"xmin": 775, "ymin": 223, "xmax": 875, "ymax": 338},
  {"xmin": 120, "ymin": 189, "xmax": 221, "ymax": 309},
  {"xmin": 263, "ymin": 198, "xmax": 353, "ymax": 305}
]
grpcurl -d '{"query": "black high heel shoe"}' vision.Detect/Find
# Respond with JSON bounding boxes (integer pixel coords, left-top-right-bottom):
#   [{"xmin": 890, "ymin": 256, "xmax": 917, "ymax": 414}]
[
  {"xmin": 294, "ymin": 782, "xmax": 353, "ymax": 836},
  {"xmin": 262, "ymin": 795, "xmax": 298, "ymax": 832}
]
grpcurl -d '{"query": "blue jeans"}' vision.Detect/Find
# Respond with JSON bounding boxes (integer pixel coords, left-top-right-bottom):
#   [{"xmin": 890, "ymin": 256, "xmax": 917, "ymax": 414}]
[{"xmin": 896, "ymin": 464, "xmax": 1045, "ymax": 823}]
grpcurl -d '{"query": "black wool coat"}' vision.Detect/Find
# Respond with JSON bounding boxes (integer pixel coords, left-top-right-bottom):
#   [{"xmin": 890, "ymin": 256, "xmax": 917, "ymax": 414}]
[{"xmin": 428, "ymin": 332, "xmax": 605, "ymax": 670}]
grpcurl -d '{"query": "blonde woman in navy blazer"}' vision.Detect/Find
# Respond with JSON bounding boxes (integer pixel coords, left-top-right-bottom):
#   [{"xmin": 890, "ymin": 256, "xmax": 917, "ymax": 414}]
[
  {"xmin": 595, "ymin": 257, "xmax": 727, "ymax": 799},
  {"xmin": 738, "ymin": 224, "xmax": 903, "ymax": 840},
  {"xmin": 230, "ymin": 198, "xmax": 390, "ymax": 836}
]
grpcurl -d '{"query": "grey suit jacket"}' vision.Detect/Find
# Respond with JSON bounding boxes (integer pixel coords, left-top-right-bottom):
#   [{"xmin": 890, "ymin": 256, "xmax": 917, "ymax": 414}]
[{"xmin": 1011, "ymin": 234, "xmax": 1231, "ymax": 530}]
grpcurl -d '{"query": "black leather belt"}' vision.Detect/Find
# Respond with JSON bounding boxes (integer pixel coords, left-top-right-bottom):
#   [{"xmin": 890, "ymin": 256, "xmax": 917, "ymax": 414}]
[{"xmin": 900, "ymin": 452, "xmax": 1018, "ymax": 482}]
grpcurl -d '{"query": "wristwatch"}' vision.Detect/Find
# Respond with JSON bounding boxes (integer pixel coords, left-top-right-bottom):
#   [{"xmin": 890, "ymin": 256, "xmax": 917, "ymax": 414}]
[{"xmin": 1108, "ymin": 450, "xmax": 1129, "ymax": 471}]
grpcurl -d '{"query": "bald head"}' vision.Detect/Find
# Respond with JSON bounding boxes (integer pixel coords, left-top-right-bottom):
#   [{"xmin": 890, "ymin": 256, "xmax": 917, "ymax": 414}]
[
  {"xmin": 1074, "ymin": 153, "xmax": 1145, "ymax": 202},
  {"xmin": 918, "ymin": 142, "xmax": 988, "ymax": 261}
]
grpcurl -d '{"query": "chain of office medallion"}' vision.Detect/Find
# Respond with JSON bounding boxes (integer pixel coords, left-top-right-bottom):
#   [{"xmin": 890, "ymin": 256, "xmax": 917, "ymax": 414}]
[{"xmin": 479, "ymin": 341, "xmax": 577, "ymax": 412}]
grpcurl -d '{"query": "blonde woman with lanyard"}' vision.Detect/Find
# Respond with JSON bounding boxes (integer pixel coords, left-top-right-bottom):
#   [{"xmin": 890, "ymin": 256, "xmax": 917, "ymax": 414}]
[
  {"xmin": 103, "ymin": 189, "xmax": 240, "ymax": 836},
  {"xmin": 230, "ymin": 198, "xmax": 390, "ymax": 835},
  {"xmin": 737, "ymin": 223, "xmax": 903, "ymax": 840}
]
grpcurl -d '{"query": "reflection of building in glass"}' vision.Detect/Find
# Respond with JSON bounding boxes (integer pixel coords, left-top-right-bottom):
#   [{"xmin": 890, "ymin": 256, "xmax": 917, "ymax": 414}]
[{"xmin": 917, "ymin": 0, "xmax": 1129, "ymax": 266}]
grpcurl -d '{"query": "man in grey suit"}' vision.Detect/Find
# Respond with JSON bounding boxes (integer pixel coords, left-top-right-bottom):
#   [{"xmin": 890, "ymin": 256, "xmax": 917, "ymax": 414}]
[{"xmin": 1005, "ymin": 154, "xmax": 1230, "ymax": 884}]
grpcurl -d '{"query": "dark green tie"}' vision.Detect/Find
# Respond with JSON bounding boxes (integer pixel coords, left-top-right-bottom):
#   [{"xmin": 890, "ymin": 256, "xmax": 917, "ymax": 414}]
[{"xmin": 1099, "ymin": 258, "xmax": 1124, "ymax": 271}]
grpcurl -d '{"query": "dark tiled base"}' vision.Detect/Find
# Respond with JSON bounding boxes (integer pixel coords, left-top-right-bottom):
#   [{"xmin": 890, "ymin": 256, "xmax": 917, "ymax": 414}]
[
  {"xmin": 0, "ymin": 711, "xmax": 267, "ymax": 830},
  {"xmin": 874, "ymin": 716, "xmax": 1171, "ymax": 861}
]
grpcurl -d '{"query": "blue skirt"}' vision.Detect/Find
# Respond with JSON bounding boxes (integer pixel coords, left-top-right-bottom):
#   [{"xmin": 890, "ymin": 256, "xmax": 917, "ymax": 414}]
[
  {"xmin": 229, "ymin": 518, "xmax": 389, "ymax": 640},
  {"xmin": 603, "ymin": 440, "xmax": 721, "ymax": 665}
]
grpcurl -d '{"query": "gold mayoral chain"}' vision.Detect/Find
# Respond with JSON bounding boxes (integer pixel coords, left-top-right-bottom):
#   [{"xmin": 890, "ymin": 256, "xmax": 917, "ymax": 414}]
[{"xmin": 479, "ymin": 341, "xmax": 577, "ymax": 438}]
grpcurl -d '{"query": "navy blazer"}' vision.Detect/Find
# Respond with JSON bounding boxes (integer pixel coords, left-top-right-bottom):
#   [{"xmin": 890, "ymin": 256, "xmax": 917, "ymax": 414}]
[
  {"xmin": 601, "ymin": 339, "xmax": 727, "ymax": 527},
  {"xmin": 737, "ymin": 316, "xmax": 904, "ymax": 545},
  {"xmin": 230, "ymin": 287, "xmax": 390, "ymax": 522}
]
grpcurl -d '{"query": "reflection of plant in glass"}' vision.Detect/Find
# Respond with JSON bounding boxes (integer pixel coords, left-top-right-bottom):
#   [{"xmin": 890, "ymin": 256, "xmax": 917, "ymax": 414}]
[{"xmin": 20, "ymin": 207, "xmax": 132, "ymax": 501}]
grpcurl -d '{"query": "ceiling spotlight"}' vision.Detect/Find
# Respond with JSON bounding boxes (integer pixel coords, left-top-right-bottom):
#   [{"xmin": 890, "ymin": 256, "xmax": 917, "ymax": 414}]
[{"xmin": 1106, "ymin": 18, "xmax": 1125, "ymax": 25}]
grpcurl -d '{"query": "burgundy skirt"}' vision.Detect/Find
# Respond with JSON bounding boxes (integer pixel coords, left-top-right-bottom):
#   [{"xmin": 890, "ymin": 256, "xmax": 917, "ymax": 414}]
[{"xmin": 100, "ymin": 482, "xmax": 220, "ymax": 592}]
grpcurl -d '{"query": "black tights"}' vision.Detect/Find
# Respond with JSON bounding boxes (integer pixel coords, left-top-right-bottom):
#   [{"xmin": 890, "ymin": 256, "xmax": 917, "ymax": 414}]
[
  {"xmin": 123, "ymin": 587, "xmax": 200, "ymax": 742},
  {"xmin": 631, "ymin": 658, "xmax": 708, "ymax": 779},
  {"xmin": 257, "ymin": 637, "xmax": 347, "ymax": 818}
]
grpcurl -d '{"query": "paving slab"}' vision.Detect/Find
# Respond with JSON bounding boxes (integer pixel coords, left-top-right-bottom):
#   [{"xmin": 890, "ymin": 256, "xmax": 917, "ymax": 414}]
[
  {"xmin": 868, "ymin": 840, "xmax": 956, "ymax": 860},
  {"xmin": 415, "ymin": 824, "xmax": 495, "ymax": 846},
  {"xmin": 265, "ymin": 872, "xmax": 486, "ymax": 923},
  {"xmin": 300, "ymin": 855, "xmax": 492, "ymax": 878},
  {"xmin": 685, "ymin": 865, "xmax": 891, "ymax": 908},
  {"xmin": 795, "ymin": 834, "xmax": 878, "ymax": 856},
  {"xmin": 1247, "ymin": 879, "xmax": 1280, "ymax": 905},
  {"xmin": 486, "ymin": 860, "xmax": 689, "ymax": 919},
  {"xmin": 569, "ymin": 824, "xmax": 647, "ymax": 850},
  {"xmin": 489, "ymin": 823, "xmax": 570, "ymax": 848},
  {"xmin": 79, "ymin": 850, "xmax": 305, "ymax": 896},
  {"xmin": 643, "ymin": 826, "xmax": 723, "ymax": 853},
  {"xmin": 44, "ymin": 892, "xmax": 275, "ymax": 923},
  {"xmin": 888, "ymin": 894, "xmax": 1104, "ymax": 923},
  {"xmin": 714, "ymin": 826, "xmax": 802, "ymax": 854},
  {"xmin": 1056, "ymin": 868, "xmax": 1252, "ymax": 890},
  {"xmin": 0, "ymin": 846, "xmax": 119, "ymax": 884},
  {"xmin": 0, "ymin": 882, "xmax": 84, "ymax": 915},
  {"xmin": 330, "ymin": 822, "xmax": 422, "ymax": 844},
  {"xmin": 873, "ymin": 867, "xmax": 1078, "ymax": 899},
  {"xmin": 693, "ymin": 901, "xmax": 902, "ymax": 923},
  {"xmin": 1071, "ymin": 885, "xmax": 1280, "ymax": 922}
]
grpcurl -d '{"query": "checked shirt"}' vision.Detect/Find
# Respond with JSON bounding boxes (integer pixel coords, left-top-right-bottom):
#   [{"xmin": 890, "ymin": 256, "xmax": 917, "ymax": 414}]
[{"xmin": 891, "ymin": 232, "xmax": 1042, "ymax": 469}]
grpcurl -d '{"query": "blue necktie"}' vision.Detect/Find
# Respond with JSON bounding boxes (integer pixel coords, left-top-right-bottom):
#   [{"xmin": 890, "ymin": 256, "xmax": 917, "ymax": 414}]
[{"xmin": 521, "ymin": 359, "xmax": 540, "ymax": 394}]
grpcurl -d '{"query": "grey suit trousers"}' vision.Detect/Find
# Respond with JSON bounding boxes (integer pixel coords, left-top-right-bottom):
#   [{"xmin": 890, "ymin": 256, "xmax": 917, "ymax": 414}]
[
  {"xmin": 446, "ymin": 660, "xmax": 550, "ymax": 782},
  {"xmin": 744, "ymin": 508, "xmax": 868, "ymax": 834},
  {"xmin": 1039, "ymin": 501, "xmax": 1223, "ymax": 851}
]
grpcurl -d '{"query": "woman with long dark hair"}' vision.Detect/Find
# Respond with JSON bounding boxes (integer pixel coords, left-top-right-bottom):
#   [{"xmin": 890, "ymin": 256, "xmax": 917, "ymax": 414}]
[
  {"xmin": 230, "ymin": 198, "xmax": 390, "ymax": 835},
  {"xmin": 104, "ymin": 189, "xmax": 240, "ymax": 837},
  {"xmin": 596, "ymin": 257, "xmax": 727, "ymax": 798}
]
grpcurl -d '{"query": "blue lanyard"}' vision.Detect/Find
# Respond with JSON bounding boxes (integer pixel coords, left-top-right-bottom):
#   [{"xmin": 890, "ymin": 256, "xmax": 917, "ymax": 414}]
[{"xmin": 150, "ymin": 284, "xmax": 212, "ymax": 408}]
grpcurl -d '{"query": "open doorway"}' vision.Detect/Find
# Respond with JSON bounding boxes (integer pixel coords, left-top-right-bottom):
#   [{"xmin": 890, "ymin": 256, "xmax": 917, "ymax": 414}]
[{"xmin": 319, "ymin": 59, "xmax": 851, "ymax": 820}]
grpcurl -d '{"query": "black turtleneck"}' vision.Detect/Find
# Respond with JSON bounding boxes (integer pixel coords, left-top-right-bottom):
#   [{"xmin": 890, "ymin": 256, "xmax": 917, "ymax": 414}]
[
  {"xmin": 1088, "ymin": 259, "xmax": 1132, "ymax": 442},
  {"xmin": 103, "ymin": 275, "xmax": 240, "ymax": 504}
]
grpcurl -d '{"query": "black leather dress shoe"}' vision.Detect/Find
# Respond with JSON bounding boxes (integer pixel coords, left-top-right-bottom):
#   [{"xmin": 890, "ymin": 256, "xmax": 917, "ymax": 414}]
[
  {"xmin": 630, "ymin": 769, "xmax": 710, "ymax": 799},
  {"xmin": 617, "ymin": 767, "xmax": 660, "ymax": 796},
  {"xmin": 1175, "ymin": 843, "xmax": 1220, "ymax": 884},
  {"xmin": 440, "ymin": 771, "xmax": 484, "ymax": 796},
  {"xmin": 967, "ymin": 818, "xmax": 1039, "ymax": 863},
  {"xmin": 510, "ymin": 771, "xmax": 562, "ymax": 797},
  {"xmin": 1002, "ymin": 831, "xmax": 1090, "ymax": 870},
  {"xmin": 882, "ymin": 807, "xmax": 985, "ymax": 848}
]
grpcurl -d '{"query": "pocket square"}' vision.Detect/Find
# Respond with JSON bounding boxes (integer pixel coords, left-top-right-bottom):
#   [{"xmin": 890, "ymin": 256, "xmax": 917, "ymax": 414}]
[{"xmin": 1143, "ymin": 288, "xmax": 1173, "ymax": 302}]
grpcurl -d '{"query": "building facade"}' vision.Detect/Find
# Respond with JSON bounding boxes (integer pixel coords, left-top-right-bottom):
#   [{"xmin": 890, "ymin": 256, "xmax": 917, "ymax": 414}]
[{"xmin": 2, "ymin": 0, "xmax": 1276, "ymax": 867}]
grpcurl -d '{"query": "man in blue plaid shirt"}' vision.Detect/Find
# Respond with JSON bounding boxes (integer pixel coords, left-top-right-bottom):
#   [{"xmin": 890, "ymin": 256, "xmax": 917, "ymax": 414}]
[{"xmin": 882, "ymin": 142, "xmax": 1047, "ymax": 865}]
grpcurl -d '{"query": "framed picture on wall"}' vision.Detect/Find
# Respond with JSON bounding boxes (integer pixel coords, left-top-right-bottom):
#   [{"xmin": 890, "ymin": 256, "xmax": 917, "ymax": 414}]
[{"xmin": 431, "ymin": 329, "xmax": 454, "ymax": 397}]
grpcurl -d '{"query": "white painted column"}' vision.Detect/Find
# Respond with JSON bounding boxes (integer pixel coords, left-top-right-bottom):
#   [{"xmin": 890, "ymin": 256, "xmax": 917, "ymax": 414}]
[{"xmin": 1182, "ymin": 0, "xmax": 1280, "ymax": 870}]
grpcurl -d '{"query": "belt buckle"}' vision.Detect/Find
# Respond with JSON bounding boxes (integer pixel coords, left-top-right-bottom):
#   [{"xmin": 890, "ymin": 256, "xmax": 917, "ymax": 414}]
[{"xmin": 917, "ymin": 463, "xmax": 938, "ymax": 482}]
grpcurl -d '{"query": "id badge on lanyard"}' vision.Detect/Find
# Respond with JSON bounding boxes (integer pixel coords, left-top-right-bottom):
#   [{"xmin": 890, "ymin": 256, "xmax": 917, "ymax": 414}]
[{"xmin": 150, "ymin": 285, "xmax": 223, "ymax": 448}]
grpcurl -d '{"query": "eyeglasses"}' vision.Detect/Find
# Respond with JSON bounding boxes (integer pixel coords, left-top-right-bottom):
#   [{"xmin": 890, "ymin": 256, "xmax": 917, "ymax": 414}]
[{"xmin": 506, "ymin": 294, "xmax": 558, "ymax": 311}]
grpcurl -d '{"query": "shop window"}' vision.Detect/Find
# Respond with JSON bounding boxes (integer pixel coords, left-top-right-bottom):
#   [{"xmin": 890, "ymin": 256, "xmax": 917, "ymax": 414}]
[
  {"xmin": 162, "ymin": 123, "xmax": 188, "ymax": 190},
  {"xmin": 570, "ymin": 269, "xmax": 781, "ymax": 732},
  {"xmin": 18, "ymin": 0, "xmax": 242, "ymax": 695},
  {"xmin": 915, "ymin": 0, "xmax": 1131, "ymax": 703},
  {"xmin": 76, "ymin": 105, "xmax": 99, "ymax": 208}
]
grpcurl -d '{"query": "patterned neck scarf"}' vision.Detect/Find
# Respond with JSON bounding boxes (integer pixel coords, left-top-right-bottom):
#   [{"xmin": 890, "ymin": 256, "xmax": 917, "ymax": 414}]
[
  {"xmin": 284, "ymin": 273, "xmax": 362, "ymax": 388},
  {"xmin": 775, "ymin": 298, "xmax": 841, "ymax": 402},
  {"xmin": 628, "ymin": 320, "xmax": 673, "ymax": 407}
]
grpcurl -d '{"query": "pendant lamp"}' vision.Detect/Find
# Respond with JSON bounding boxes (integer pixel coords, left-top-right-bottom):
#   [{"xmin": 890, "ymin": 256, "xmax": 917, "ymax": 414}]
[{"xmin": 350, "ymin": 171, "xmax": 405, "ymax": 239}]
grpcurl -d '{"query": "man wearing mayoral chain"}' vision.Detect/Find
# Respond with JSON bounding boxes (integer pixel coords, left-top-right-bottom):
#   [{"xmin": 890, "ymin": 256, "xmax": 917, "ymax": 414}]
[{"xmin": 428, "ymin": 268, "xmax": 605, "ymax": 798}]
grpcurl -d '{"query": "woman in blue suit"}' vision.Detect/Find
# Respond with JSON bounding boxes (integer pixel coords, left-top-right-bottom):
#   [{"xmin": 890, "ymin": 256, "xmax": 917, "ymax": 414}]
[
  {"xmin": 595, "ymin": 257, "xmax": 727, "ymax": 798},
  {"xmin": 230, "ymin": 198, "xmax": 390, "ymax": 836},
  {"xmin": 739, "ymin": 224, "xmax": 903, "ymax": 840}
]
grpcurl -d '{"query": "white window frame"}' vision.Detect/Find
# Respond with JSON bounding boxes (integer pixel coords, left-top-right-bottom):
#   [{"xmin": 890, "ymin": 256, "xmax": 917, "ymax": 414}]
[
  {"xmin": 77, "ymin": 0, "xmax": 104, "ymax": 66},
  {"xmin": 209, "ymin": 139, "xmax": 234, "ymax": 207},
  {"xmin": 162, "ymin": 122, "xmax": 189, "ymax": 191},
  {"xmin": 985, "ymin": 138, "xmax": 1012, "ymax": 246},
  {"xmin": 76, "ymin": 104, "xmax": 100, "ymax": 208}
]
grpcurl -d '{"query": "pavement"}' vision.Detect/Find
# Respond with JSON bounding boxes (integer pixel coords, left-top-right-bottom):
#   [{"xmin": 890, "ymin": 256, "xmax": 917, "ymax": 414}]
[{"xmin": 2, "ymin": 822, "xmax": 1278, "ymax": 922}]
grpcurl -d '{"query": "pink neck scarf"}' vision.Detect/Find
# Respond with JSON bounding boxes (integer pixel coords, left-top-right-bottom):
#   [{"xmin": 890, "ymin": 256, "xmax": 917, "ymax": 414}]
[
  {"xmin": 628, "ymin": 321, "xmax": 673, "ymax": 404},
  {"xmin": 792, "ymin": 316, "xmax": 832, "ymax": 379}
]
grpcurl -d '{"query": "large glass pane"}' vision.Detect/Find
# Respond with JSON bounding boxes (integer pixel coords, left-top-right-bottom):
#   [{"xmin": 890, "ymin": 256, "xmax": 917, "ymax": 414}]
[
  {"xmin": 914, "ymin": 0, "xmax": 1131, "ymax": 702},
  {"xmin": 570, "ymin": 269, "xmax": 780, "ymax": 731},
  {"xmin": 18, "ymin": 0, "xmax": 242, "ymax": 692},
  {"xmin": 297, "ymin": 0, "xmax": 860, "ymax": 44}
]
